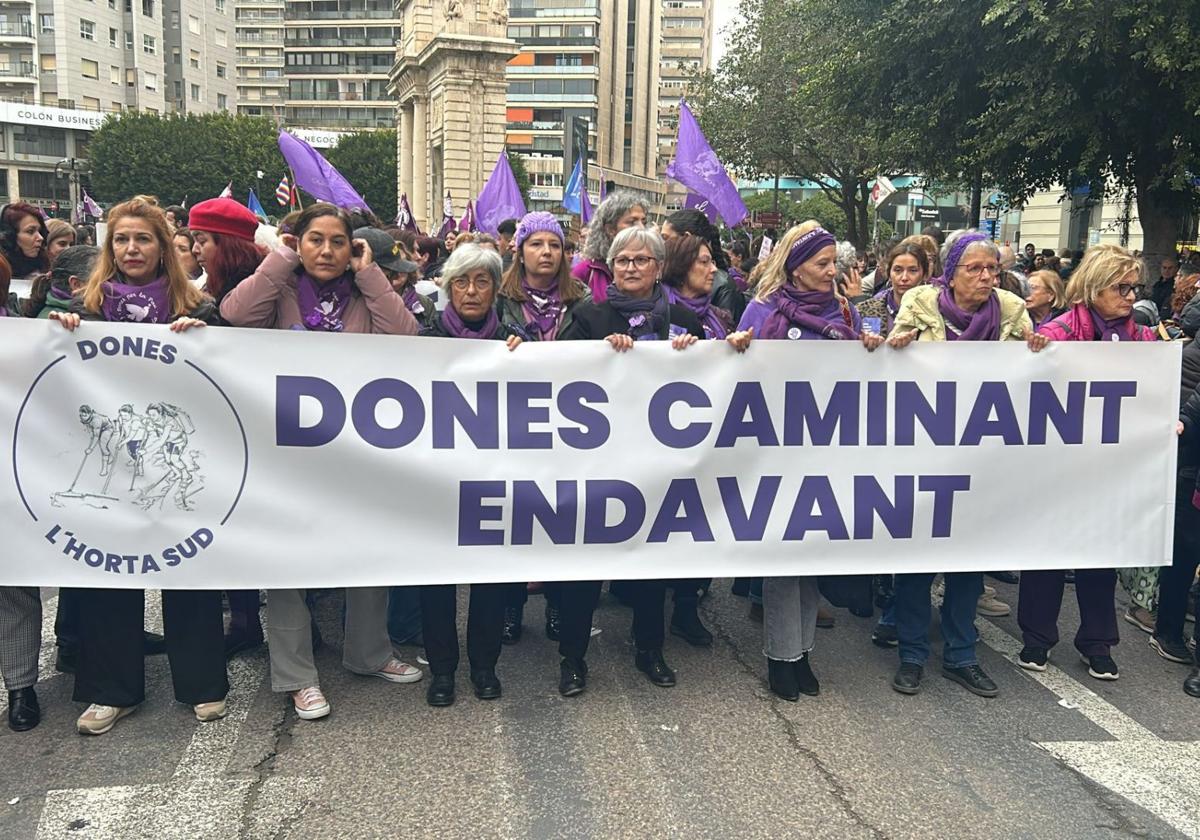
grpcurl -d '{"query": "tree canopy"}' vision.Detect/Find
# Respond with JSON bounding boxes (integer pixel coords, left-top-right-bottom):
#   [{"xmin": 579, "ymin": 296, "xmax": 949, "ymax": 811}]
[{"xmin": 324, "ymin": 130, "xmax": 397, "ymax": 223}]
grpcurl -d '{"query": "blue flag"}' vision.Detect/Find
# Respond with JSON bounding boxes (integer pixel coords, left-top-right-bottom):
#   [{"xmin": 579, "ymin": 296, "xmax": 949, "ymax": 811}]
[
  {"xmin": 247, "ymin": 189, "xmax": 268, "ymax": 221},
  {"xmin": 562, "ymin": 157, "xmax": 585, "ymax": 215}
]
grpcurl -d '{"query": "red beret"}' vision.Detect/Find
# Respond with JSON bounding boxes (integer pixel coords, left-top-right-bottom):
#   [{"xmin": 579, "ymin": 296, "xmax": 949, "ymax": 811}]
[{"xmin": 186, "ymin": 197, "xmax": 259, "ymax": 243}]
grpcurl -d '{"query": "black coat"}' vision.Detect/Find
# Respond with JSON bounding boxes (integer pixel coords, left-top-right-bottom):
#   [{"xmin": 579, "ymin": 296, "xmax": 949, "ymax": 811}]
[{"xmin": 558, "ymin": 298, "xmax": 705, "ymax": 341}]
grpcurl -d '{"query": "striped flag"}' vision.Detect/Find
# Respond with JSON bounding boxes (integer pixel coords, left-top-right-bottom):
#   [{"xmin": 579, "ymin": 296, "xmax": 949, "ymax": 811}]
[
  {"xmin": 275, "ymin": 174, "xmax": 292, "ymax": 207},
  {"xmin": 218, "ymin": 181, "xmax": 233, "ymax": 199}
]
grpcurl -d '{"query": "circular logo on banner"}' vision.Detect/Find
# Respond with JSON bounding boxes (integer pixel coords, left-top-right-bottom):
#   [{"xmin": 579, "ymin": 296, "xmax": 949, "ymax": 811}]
[
  {"xmin": 787, "ymin": 326, "xmax": 802, "ymax": 340},
  {"xmin": 12, "ymin": 332, "xmax": 248, "ymax": 578}
]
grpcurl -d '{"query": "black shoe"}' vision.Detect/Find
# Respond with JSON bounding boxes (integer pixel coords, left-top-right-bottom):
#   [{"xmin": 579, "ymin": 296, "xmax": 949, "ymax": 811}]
[
  {"xmin": 1150, "ymin": 634, "xmax": 1192, "ymax": 664},
  {"xmin": 55, "ymin": 646, "xmax": 76, "ymax": 674},
  {"xmin": 892, "ymin": 662, "xmax": 923, "ymax": 695},
  {"xmin": 986, "ymin": 571, "xmax": 1019, "ymax": 585},
  {"xmin": 871, "ymin": 623, "xmax": 898, "ymax": 648},
  {"xmin": 143, "ymin": 631, "xmax": 166, "ymax": 656},
  {"xmin": 767, "ymin": 658, "xmax": 799, "ymax": 701},
  {"xmin": 426, "ymin": 673, "xmax": 456, "ymax": 707},
  {"xmin": 670, "ymin": 600, "xmax": 713, "ymax": 647},
  {"xmin": 502, "ymin": 606, "xmax": 523, "ymax": 645},
  {"xmin": 559, "ymin": 657, "xmax": 587, "ymax": 697},
  {"xmin": 942, "ymin": 664, "xmax": 999, "ymax": 697},
  {"xmin": 1018, "ymin": 645, "xmax": 1048, "ymax": 671},
  {"xmin": 635, "ymin": 649, "xmax": 676, "ymax": 687},
  {"xmin": 7, "ymin": 688, "xmax": 39, "ymax": 732},
  {"xmin": 1185, "ymin": 668, "xmax": 1200, "ymax": 698},
  {"xmin": 223, "ymin": 630, "xmax": 264, "ymax": 660},
  {"xmin": 470, "ymin": 668, "xmax": 502, "ymax": 700},
  {"xmin": 1081, "ymin": 653, "xmax": 1119, "ymax": 681},
  {"xmin": 794, "ymin": 653, "xmax": 820, "ymax": 696},
  {"xmin": 544, "ymin": 604, "xmax": 561, "ymax": 642}
]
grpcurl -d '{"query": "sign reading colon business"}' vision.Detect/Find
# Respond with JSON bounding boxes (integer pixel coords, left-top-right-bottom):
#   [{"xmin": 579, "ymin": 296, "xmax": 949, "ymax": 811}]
[{"xmin": 0, "ymin": 319, "xmax": 1180, "ymax": 588}]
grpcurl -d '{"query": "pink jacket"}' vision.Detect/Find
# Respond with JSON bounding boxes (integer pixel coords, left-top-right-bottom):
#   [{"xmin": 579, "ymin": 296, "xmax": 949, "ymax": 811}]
[
  {"xmin": 219, "ymin": 246, "xmax": 419, "ymax": 336},
  {"xmin": 1036, "ymin": 302, "xmax": 1156, "ymax": 343},
  {"xmin": 571, "ymin": 257, "xmax": 611, "ymax": 303}
]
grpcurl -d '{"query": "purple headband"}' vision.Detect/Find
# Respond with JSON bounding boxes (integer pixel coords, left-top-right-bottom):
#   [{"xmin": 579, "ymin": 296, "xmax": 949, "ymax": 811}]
[
  {"xmin": 935, "ymin": 231, "xmax": 990, "ymax": 287},
  {"xmin": 515, "ymin": 211, "xmax": 564, "ymax": 250},
  {"xmin": 784, "ymin": 228, "xmax": 836, "ymax": 274}
]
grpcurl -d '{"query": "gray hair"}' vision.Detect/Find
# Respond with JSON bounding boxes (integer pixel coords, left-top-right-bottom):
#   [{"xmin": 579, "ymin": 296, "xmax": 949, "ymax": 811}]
[
  {"xmin": 607, "ymin": 225, "xmax": 665, "ymax": 269},
  {"xmin": 439, "ymin": 243, "xmax": 502, "ymax": 290},
  {"xmin": 834, "ymin": 240, "xmax": 858, "ymax": 278},
  {"xmin": 942, "ymin": 228, "xmax": 1000, "ymax": 265},
  {"xmin": 582, "ymin": 191, "xmax": 650, "ymax": 262}
]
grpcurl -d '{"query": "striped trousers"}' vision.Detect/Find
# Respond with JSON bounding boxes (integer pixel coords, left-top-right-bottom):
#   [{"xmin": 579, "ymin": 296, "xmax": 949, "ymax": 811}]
[{"xmin": 0, "ymin": 587, "xmax": 41, "ymax": 691}]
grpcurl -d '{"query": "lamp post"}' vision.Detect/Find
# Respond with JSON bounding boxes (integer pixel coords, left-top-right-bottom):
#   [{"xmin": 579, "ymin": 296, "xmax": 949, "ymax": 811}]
[{"xmin": 54, "ymin": 158, "xmax": 91, "ymax": 222}]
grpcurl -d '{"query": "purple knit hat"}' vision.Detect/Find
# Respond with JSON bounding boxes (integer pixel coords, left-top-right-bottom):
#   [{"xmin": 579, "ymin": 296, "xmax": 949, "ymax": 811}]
[
  {"xmin": 784, "ymin": 227, "xmax": 836, "ymax": 274},
  {"xmin": 515, "ymin": 211, "xmax": 565, "ymax": 250},
  {"xmin": 935, "ymin": 231, "xmax": 990, "ymax": 287}
]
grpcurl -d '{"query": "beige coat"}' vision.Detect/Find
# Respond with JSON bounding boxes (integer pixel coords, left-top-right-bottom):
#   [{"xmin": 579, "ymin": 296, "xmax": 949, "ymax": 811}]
[{"xmin": 888, "ymin": 285, "xmax": 1031, "ymax": 342}]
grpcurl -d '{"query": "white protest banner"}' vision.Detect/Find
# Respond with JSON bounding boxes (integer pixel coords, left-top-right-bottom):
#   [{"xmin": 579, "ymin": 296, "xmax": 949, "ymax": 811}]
[{"xmin": 0, "ymin": 319, "xmax": 1180, "ymax": 588}]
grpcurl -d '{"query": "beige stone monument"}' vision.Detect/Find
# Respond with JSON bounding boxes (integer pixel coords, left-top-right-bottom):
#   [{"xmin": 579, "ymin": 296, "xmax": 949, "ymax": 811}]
[{"xmin": 390, "ymin": 0, "xmax": 518, "ymax": 230}]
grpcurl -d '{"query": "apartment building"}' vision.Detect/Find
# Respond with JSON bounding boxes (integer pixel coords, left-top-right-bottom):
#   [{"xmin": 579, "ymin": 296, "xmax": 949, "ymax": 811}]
[
  {"xmin": 232, "ymin": 0, "xmax": 282, "ymax": 118},
  {"xmin": 657, "ymin": 0, "xmax": 710, "ymax": 210}
]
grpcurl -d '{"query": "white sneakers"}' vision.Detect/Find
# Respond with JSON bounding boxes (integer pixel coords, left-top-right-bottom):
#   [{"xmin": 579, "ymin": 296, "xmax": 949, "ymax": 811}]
[
  {"xmin": 77, "ymin": 704, "xmax": 137, "ymax": 735},
  {"xmin": 291, "ymin": 686, "xmax": 331, "ymax": 720},
  {"xmin": 194, "ymin": 700, "xmax": 228, "ymax": 722}
]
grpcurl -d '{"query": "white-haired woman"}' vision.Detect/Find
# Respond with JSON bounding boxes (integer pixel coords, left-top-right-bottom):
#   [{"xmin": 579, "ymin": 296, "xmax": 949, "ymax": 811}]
[
  {"xmin": 556, "ymin": 225, "xmax": 704, "ymax": 697},
  {"xmin": 571, "ymin": 191, "xmax": 649, "ymax": 303}
]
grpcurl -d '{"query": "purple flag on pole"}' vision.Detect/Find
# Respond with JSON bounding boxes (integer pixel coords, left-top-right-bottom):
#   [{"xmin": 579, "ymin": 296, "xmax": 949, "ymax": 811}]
[
  {"xmin": 437, "ymin": 193, "xmax": 456, "ymax": 239},
  {"xmin": 278, "ymin": 130, "xmax": 372, "ymax": 212},
  {"xmin": 684, "ymin": 191, "xmax": 719, "ymax": 223},
  {"xmin": 474, "ymin": 150, "xmax": 527, "ymax": 236},
  {"xmin": 396, "ymin": 193, "xmax": 421, "ymax": 234},
  {"xmin": 82, "ymin": 190, "xmax": 103, "ymax": 219},
  {"xmin": 666, "ymin": 100, "xmax": 748, "ymax": 227},
  {"xmin": 457, "ymin": 200, "xmax": 476, "ymax": 233}
]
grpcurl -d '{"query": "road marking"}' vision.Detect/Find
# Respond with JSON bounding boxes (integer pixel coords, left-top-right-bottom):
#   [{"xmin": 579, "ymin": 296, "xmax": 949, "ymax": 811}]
[{"xmin": 977, "ymin": 618, "xmax": 1200, "ymax": 836}]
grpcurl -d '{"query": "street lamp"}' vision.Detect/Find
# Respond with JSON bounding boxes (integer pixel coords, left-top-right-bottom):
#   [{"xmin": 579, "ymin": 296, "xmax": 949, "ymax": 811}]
[{"xmin": 54, "ymin": 158, "xmax": 91, "ymax": 222}]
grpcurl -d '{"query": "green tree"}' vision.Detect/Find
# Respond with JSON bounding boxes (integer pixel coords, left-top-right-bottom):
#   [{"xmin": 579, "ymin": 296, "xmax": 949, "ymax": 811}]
[
  {"xmin": 325, "ymin": 130, "xmax": 397, "ymax": 223},
  {"xmin": 506, "ymin": 149, "xmax": 531, "ymax": 207},
  {"xmin": 88, "ymin": 112, "xmax": 282, "ymax": 207}
]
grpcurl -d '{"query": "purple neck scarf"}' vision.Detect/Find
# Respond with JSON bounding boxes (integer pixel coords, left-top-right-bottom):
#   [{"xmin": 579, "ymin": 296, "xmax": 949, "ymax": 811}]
[
  {"xmin": 521, "ymin": 276, "xmax": 564, "ymax": 340},
  {"xmin": 937, "ymin": 286, "xmax": 1001, "ymax": 341},
  {"xmin": 442, "ymin": 304, "xmax": 501, "ymax": 339},
  {"xmin": 296, "ymin": 271, "xmax": 353, "ymax": 332},
  {"xmin": 761, "ymin": 285, "xmax": 857, "ymax": 340},
  {"xmin": 100, "ymin": 275, "xmax": 171, "ymax": 324},
  {"xmin": 1090, "ymin": 308, "xmax": 1132, "ymax": 342},
  {"xmin": 728, "ymin": 266, "xmax": 748, "ymax": 293},
  {"xmin": 665, "ymin": 285, "xmax": 728, "ymax": 339},
  {"xmin": 606, "ymin": 282, "xmax": 670, "ymax": 340},
  {"xmin": 400, "ymin": 285, "xmax": 426, "ymax": 317},
  {"xmin": 873, "ymin": 284, "xmax": 902, "ymax": 316}
]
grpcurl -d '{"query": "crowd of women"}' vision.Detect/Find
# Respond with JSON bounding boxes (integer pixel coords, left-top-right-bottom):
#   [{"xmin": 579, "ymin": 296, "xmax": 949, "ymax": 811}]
[{"xmin": 0, "ymin": 186, "xmax": 1197, "ymax": 738}]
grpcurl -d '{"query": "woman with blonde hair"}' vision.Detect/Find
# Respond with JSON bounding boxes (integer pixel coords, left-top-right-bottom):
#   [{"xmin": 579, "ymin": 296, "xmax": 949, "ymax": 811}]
[{"xmin": 1024, "ymin": 269, "xmax": 1068, "ymax": 329}]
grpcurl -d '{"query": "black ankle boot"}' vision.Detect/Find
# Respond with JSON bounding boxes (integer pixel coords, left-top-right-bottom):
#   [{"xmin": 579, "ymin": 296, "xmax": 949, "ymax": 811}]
[
  {"xmin": 767, "ymin": 658, "xmax": 799, "ymax": 701},
  {"xmin": 635, "ymin": 649, "xmax": 676, "ymax": 687},
  {"xmin": 794, "ymin": 653, "xmax": 820, "ymax": 696},
  {"xmin": 544, "ymin": 604, "xmax": 561, "ymax": 641},
  {"xmin": 426, "ymin": 673, "xmax": 456, "ymax": 707},
  {"xmin": 559, "ymin": 657, "xmax": 587, "ymax": 697},
  {"xmin": 670, "ymin": 598, "xmax": 713, "ymax": 647},
  {"xmin": 502, "ymin": 605, "xmax": 523, "ymax": 645},
  {"xmin": 7, "ymin": 688, "xmax": 39, "ymax": 731}
]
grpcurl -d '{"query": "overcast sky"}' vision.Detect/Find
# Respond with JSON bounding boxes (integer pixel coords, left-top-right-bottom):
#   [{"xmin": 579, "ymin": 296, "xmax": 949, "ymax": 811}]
[{"xmin": 711, "ymin": 0, "xmax": 736, "ymax": 67}]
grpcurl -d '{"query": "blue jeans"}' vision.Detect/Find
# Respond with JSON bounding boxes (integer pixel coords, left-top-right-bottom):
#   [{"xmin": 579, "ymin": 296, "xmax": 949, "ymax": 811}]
[
  {"xmin": 387, "ymin": 586, "xmax": 423, "ymax": 646},
  {"xmin": 895, "ymin": 572, "xmax": 982, "ymax": 668}
]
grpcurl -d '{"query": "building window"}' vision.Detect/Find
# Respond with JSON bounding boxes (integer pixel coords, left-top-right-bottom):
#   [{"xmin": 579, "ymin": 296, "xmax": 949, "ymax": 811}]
[
  {"xmin": 82, "ymin": 96, "xmax": 101, "ymax": 111},
  {"xmin": 38, "ymin": 13, "xmax": 53, "ymax": 33},
  {"xmin": 170, "ymin": 11, "xmax": 178, "ymax": 28},
  {"xmin": 187, "ymin": 14, "xmax": 199, "ymax": 34},
  {"xmin": 143, "ymin": 34, "xmax": 155, "ymax": 53},
  {"xmin": 108, "ymin": 26, "xmax": 117, "ymax": 46},
  {"xmin": 40, "ymin": 54, "xmax": 56, "ymax": 72},
  {"xmin": 81, "ymin": 58, "xmax": 98, "ymax": 78},
  {"xmin": 215, "ymin": 61, "xmax": 226, "ymax": 79},
  {"xmin": 142, "ymin": 0, "xmax": 153, "ymax": 16},
  {"xmin": 217, "ymin": 93, "xmax": 227, "ymax": 109},
  {"xmin": 144, "ymin": 71, "xmax": 157, "ymax": 91},
  {"xmin": 125, "ymin": 31, "xmax": 133, "ymax": 50},
  {"xmin": 215, "ymin": 28, "xmax": 226, "ymax": 46},
  {"xmin": 126, "ymin": 69, "xmax": 135, "ymax": 87},
  {"xmin": 172, "ymin": 48, "xmax": 180, "ymax": 64},
  {"xmin": 108, "ymin": 0, "xmax": 115, "ymax": 8},
  {"xmin": 215, "ymin": 0, "xmax": 225, "ymax": 12},
  {"xmin": 190, "ymin": 83, "xmax": 199, "ymax": 100},
  {"xmin": 79, "ymin": 19, "xmax": 95, "ymax": 40},
  {"xmin": 109, "ymin": 64, "xmax": 119, "ymax": 84},
  {"xmin": 19, "ymin": 170, "xmax": 57, "ymax": 199},
  {"xmin": 189, "ymin": 49, "xmax": 199, "ymax": 68}
]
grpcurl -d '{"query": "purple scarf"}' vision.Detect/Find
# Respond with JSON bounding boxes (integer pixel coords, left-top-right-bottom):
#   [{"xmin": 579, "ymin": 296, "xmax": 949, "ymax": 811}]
[
  {"xmin": 521, "ymin": 277, "xmax": 564, "ymax": 340},
  {"xmin": 606, "ymin": 282, "xmax": 670, "ymax": 340},
  {"xmin": 873, "ymin": 285, "xmax": 901, "ymax": 317},
  {"xmin": 1090, "ymin": 308, "xmax": 1133, "ymax": 342},
  {"xmin": 100, "ymin": 275, "xmax": 171, "ymax": 324},
  {"xmin": 760, "ymin": 285, "xmax": 857, "ymax": 340},
  {"xmin": 296, "ymin": 271, "xmax": 353, "ymax": 332},
  {"xmin": 728, "ymin": 266, "xmax": 748, "ymax": 293},
  {"xmin": 441, "ymin": 303, "xmax": 501, "ymax": 339},
  {"xmin": 937, "ymin": 286, "xmax": 1001, "ymax": 342},
  {"xmin": 400, "ymin": 285, "xmax": 426, "ymax": 317},
  {"xmin": 665, "ymin": 285, "xmax": 728, "ymax": 339}
]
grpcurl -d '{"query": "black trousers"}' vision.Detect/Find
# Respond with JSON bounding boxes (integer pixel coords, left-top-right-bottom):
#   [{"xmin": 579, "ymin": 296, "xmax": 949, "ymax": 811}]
[
  {"xmin": 226, "ymin": 589, "xmax": 263, "ymax": 636},
  {"xmin": 420, "ymin": 583, "xmax": 505, "ymax": 676},
  {"xmin": 671, "ymin": 579, "xmax": 709, "ymax": 602},
  {"xmin": 558, "ymin": 579, "xmax": 667, "ymax": 661},
  {"xmin": 1156, "ymin": 477, "xmax": 1200, "ymax": 644},
  {"xmin": 55, "ymin": 587, "xmax": 82, "ymax": 650},
  {"xmin": 73, "ymin": 588, "xmax": 228, "ymax": 707}
]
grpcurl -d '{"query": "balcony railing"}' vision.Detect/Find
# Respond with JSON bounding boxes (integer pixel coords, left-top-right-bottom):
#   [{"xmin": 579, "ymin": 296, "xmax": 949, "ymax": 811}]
[
  {"xmin": 506, "ymin": 64, "xmax": 596, "ymax": 75},
  {"xmin": 284, "ymin": 64, "xmax": 389, "ymax": 74},
  {"xmin": 0, "ymin": 61, "xmax": 36, "ymax": 78},
  {"xmin": 236, "ymin": 73, "xmax": 286, "ymax": 82},
  {"xmin": 506, "ymin": 120, "xmax": 565, "ymax": 132},
  {"xmin": 285, "ymin": 8, "xmax": 396, "ymax": 19},
  {"xmin": 284, "ymin": 35, "xmax": 394, "ymax": 46},
  {"xmin": 0, "ymin": 21, "xmax": 32, "ymax": 37},
  {"xmin": 236, "ymin": 55, "xmax": 285, "ymax": 65},
  {"xmin": 283, "ymin": 114, "xmax": 393, "ymax": 128},
  {"xmin": 236, "ymin": 32, "xmax": 285, "ymax": 42}
]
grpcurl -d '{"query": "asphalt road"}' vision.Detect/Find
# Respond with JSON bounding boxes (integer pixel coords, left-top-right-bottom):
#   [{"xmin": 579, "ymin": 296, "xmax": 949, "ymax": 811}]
[{"xmin": 2, "ymin": 579, "xmax": 1198, "ymax": 840}]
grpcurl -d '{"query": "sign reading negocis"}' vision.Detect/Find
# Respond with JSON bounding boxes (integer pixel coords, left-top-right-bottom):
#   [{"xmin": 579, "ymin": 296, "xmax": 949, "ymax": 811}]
[{"xmin": 0, "ymin": 319, "xmax": 1180, "ymax": 588}]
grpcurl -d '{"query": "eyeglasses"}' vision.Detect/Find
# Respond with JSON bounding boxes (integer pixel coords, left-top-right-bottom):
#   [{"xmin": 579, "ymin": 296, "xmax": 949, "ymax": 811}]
[
  {"xmin": 1113, "ymin": 283, "xmax": 1137, "ymax": 298},
  {"xmin": 450, "ymin": 276, "xmax": 493, "ymax": 292},
  {"xmin": 613, "ymin": 255, "xmax": 658, "ymax": 271},
  {"xmin": 958, "ymin": 263, "xmax": 1001, "ymax": 278}
]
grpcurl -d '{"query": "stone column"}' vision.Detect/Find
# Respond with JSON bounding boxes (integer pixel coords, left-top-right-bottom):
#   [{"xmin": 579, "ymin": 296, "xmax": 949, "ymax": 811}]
[
  {"xmin": 412, "ymin": 96, "xmax": 428, "ymax": 230},
  {"xmin": 398, "ymin": 105, "xmax": 413, "ymax": 205}
]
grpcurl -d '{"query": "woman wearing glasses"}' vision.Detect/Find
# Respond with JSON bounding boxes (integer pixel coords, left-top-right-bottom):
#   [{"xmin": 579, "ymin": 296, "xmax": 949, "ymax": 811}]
[
  {"xmin": 1016, "ymin": 244, "xmax": 1155, "ymax": 682},
  {"xmin": 886, "ymin": 230, "xmax": 1045, "ymax": 699},
  {"xmin": 556, "ymin": 226, "xmax": 704, "ymax": 697}
]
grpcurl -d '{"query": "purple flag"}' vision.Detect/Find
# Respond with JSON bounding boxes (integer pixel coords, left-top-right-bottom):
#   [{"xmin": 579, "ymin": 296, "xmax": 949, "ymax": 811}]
[
  {"xmin": 666, "ymin": 100, "xmax": 748, "ymax": 227},
  {"xmin": 82, "ymin": 190, "xmax": 103, "ymax": 219},
  {"xmin": 437, "ymin": 193, "xmax": 456, "ymax": 239},
  {"xmin": 474, "ymin": 150, "xmax": 527, "ymax": 236},
  {"xmin": 684, "ymin": 191, "xmax": 719, "ymax": 223},
  {"xmin": 581, "ymin": 183, "xmax": 593, "ymax": 225},
  {"xmin": 458, "ymin": 200, "xmax": 476, "ymax": 233},
  {"xmin": 278, "ymin": 130, "xmax": 372, "ymax": 212},
  {"xmin": 396, "ymin": 193, "xmax": 421, "ymax": 234}
]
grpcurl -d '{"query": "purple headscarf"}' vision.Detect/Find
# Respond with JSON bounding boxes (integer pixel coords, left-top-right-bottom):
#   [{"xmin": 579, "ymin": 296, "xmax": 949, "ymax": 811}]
[
  {"xmin": 784, "ymin": 228, "xmax": 837, "ymax": 275},
  {"xmin": 934, "ymin": 231, "xmax": 990, "ymax": 288},
  {"xmin": 760, "ymin": 285, "xmax": 858, "ymax": 340},
  {"xmin": 100, "ymin": 276, "xmax": 171, "ymax": 324}
]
